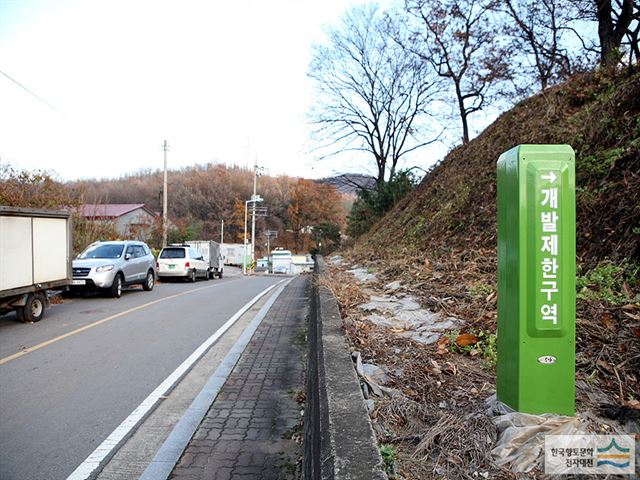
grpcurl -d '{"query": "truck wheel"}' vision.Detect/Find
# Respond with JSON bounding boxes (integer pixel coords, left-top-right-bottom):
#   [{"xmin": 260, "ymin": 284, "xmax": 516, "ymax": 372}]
[
  {"xmin": 218, "ymin": 270, "xmax": 223, "ymax": 279},
  {"xmin": 17, "ymin": 293, "xmax": 46, "ymax": 323},
  {"xmin": 189, "ymin": 269, "xmax": 197, "ymax": 283},
  {"xmin": 143, "ymin": 270, "xmax": 155, "ymax": 291},
  {"xmin": 110, "ymin": 274, "xmax": 123, "ymax": 298}
]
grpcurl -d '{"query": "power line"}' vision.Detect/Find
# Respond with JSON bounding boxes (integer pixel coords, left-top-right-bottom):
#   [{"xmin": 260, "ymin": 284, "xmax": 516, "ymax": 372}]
[{"xmin": 0, "ymin": 69, "xmax": 59, "ymax": 112}]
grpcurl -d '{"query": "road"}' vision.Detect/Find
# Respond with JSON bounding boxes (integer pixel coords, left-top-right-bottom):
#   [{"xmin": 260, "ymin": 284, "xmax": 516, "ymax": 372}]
[{"xmin": 0, "ymin": 272, "xmax": 283, "ymax": 480}]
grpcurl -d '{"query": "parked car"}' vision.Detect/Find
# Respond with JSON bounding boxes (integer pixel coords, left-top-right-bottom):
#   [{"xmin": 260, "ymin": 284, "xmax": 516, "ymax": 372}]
[
  {"xmin": 71, "ymin": 240, "xmax": 156, "ymax": 298},
  {"xmin": 157, "ymin": 245, "xmax": 209, "ymax": 282},
  {"xmin": 273, "ymin": 265, "xmax": 289, "ymax": 274}
]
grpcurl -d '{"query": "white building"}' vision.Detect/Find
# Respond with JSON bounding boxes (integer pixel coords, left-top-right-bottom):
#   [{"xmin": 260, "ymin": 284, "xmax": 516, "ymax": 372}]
[{"xmin": 291, "ymin": 254, "xmax": 314, "ymax": 274}]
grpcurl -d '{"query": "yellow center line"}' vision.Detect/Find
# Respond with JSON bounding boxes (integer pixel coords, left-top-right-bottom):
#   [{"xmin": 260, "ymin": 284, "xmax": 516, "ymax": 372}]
[{"xmin": 0, "ymin": 280, "xmax": 239, "ymax": 366}]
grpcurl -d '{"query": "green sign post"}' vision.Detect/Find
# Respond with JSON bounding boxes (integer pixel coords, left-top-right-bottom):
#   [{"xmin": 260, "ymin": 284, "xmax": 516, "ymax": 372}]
[{"xmin": 497, "ymin": 145, "xmax": 576, "ymax": 416}]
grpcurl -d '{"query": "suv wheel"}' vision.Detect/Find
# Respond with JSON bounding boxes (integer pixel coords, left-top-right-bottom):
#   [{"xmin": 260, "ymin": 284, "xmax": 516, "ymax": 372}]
[
  {"xmin": 189, "ymin": 269, "xmax": 197, "ymax": 283},
  {"xmin": 110, "ymin": 274, "xmax": 123, "ymax": 298},
  {"xmin": 143, "ymin": 270, "xmax": 155, "ymax": 291}
]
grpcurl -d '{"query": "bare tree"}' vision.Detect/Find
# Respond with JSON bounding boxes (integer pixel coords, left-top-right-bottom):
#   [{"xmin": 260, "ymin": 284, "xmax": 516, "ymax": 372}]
[
  {"xmin": 308, "ymin": 5, "xmax": 440, "ymax": 186},
  {"xmin": 404, "ymin": 0, "xmax": 511, "ymax": 145},
  {"xmin": 571, "ymin": 0, "xmax": 636, "ymax": 65},
  {"xmin": 502, "ymin": 0, "xmax": 579, "ymax": 89}
]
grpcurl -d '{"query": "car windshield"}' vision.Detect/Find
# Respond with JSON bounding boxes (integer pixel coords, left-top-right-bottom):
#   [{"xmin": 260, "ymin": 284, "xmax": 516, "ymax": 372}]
[
  {"xmin": 79, "ymin": 244, "xmax": 124, "ymax": 259},
  {"xmin": 160, "ymin": 248, "xmax": 186, "ymax": 259}
]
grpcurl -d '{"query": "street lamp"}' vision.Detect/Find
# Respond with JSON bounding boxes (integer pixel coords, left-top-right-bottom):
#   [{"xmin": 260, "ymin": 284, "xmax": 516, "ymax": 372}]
[{"xmin": 243, "ymin": 195, "xmax": 263, "ymax": 275}]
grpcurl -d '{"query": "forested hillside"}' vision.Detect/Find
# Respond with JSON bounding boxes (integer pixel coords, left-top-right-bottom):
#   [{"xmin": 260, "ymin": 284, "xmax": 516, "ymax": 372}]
[{"xmin": 0, "ymin": 163, "xmax": 348, "ymax": 254}]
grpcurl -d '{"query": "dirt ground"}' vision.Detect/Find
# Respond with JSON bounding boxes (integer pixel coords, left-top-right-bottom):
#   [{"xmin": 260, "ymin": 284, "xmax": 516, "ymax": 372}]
[{"xmin": 321, "ymin": 254, "xmax": 639, "ymax": 480}]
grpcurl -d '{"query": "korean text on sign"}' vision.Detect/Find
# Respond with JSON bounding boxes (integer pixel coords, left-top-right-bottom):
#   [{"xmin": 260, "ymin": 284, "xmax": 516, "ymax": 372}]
[{"xmin": 540, "ymin": 172, "xmax": 560, "ymax": 325}]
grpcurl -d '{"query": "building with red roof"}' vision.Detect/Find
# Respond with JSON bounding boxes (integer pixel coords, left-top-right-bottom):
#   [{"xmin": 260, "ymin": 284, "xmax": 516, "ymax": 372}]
[{"xmin": 79, "ymin": 204, "xmax": 158, "ymax": 241}]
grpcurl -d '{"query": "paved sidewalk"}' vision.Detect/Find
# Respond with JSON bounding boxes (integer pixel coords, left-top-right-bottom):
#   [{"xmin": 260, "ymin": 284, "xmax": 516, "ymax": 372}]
[{"xmin": 170, "ymin": 276, "xmax": 309, "ymax": 480}]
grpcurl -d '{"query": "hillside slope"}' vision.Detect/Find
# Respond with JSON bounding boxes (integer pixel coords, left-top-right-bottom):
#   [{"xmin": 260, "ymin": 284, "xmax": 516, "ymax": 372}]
[
  {"xmin": 325, "ymin": 69, "xmax": 639, "ymax": 478},
  {"xmin": 361, "ymin": 71, "xmax": 639, "ymax": 263},
  {"xmin": 345, "ymin": 69, "xmax": 639, "ymax": 417}
]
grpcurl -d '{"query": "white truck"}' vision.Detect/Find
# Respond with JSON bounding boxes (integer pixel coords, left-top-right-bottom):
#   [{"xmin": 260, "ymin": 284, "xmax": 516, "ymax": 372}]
[
  {"xmin": 0, "ymin": 207, "xmax": 73, "ymax": 322},
  {"xmin": 186, "ymin": 240, "xmax": 224, "ymax": 278},
  {"xmin": 222, "ymin": 243, "xmax": 246, "ymax": 267},
  {"xmin": 271, "ymin": 248, "xmax": 292, "ymax": 274}
]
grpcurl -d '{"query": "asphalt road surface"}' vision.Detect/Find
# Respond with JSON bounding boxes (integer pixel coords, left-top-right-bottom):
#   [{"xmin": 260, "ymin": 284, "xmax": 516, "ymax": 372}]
[{"xmin": 0, "ymin": 272, "xmax": 283, "ymax": 480}]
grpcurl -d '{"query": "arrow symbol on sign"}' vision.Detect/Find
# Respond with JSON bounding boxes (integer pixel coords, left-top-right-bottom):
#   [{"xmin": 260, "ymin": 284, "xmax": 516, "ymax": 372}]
[{"xmin": 541, "ymin": 171, "xmax": 557, "ymax": 183}]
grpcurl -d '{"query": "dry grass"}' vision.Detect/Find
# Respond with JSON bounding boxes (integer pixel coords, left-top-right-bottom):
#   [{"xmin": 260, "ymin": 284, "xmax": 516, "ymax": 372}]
[{"xmin": 320, "ymin": 70, "xmax": 640, "ymax": 479}]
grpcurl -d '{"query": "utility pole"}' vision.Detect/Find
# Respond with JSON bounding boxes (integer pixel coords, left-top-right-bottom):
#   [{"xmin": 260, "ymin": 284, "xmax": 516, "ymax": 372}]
[
  {"xmin": 265, "ymin": 230, "xmax": 277, "ymax": 259},
  {"xmin": 251, "ymin": 160, "xmax": 258, "ymax": 270},
  {"xmin": 243, "ymin": 196, "xmax": 263, "ymax": 276},
  {"xmin": 220, "ymin": 218, "xmax": 225, "ymax": 268},
  {"xmin": 162, "ymin": 140, "xmax": 169, "ymax": 247},
  {"xmin": 243, "ymin": 203, "xmax": 248, "ymax": 275}
]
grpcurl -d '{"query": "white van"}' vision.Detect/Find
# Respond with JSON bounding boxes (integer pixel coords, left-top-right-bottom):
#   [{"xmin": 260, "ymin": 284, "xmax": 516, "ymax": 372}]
[{"xmin": 157, "ymin": 245, "xmax": 209, "ymax": 282}]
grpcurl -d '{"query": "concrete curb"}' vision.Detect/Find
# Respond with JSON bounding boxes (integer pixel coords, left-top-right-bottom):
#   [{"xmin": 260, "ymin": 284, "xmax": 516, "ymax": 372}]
[
  {"xmin": 304, "ymin": 257, "xmax": 387, "ymax": 480},
  {"xmin": 139, "ymin": 278, "xmax": 293, "ymax": 480}
]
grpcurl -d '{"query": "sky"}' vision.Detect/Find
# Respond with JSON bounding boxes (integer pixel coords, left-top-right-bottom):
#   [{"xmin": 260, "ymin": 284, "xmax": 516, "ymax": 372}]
[{"xmin": 3, "ymin": 0, "xmax": 444, "ymax": 182}]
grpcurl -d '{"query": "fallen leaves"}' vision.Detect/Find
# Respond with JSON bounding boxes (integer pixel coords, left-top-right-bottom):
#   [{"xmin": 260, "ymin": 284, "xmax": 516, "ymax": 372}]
[
  {"xmin": 436, "ymin": 336, "xmax": 449, "ymax": 355},
  {"xmin": 600, "ymin": 312, "xmax": 617, "ymax": 333},
  {"xmin": 626, "ymin": 399, "xmax": 640, "ymax": 409},
  {"xmin": 455, "ymin": 333, "xmax": 479, "ymax": 347}
]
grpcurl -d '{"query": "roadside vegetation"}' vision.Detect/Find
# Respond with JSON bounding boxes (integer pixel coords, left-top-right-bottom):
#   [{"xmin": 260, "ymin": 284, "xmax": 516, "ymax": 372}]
[
  {"xmin": 0, "ymin": 163, "xmax": 347, "ymax": 255},
  {"xmin": 325, "ymin": 66, "xmax": 639, "ymax": 480},
  {"xmin": 312, "ymin": 0, "xmax": 638, "ymax": 476}
]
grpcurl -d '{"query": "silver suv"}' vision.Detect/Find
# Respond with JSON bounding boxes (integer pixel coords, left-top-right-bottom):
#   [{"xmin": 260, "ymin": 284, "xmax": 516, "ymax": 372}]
[{"xmin": 71, "ymin": 240, "xmax": 156, "ymax": 297}]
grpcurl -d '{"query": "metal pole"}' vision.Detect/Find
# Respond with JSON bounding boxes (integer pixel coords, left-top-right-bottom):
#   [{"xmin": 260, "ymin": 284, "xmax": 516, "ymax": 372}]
[
  {"xmin": 251, "ymin": 162, "xmax": 257, "ymax": 271},
  {"xmin": 220, "ymin": 219, "xmax": 224, "ymax": 266},
  {"xmin": 162, "ymin": 140, "xmax": 168, "ymax": 247},
  {"xmin": 243, "ymin": 201, "xmax": 248, "ymax": 275}
]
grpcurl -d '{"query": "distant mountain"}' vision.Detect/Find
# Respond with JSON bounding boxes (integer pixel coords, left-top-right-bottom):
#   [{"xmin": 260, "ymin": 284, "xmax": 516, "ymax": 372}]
[{"xmin": 316, "ymin": 174, "xmax": 376, "ymax": 195}]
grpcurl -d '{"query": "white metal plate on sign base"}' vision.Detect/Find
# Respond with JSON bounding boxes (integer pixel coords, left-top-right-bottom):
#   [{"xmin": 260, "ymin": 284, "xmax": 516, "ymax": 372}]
[{"xmin": 538, "ymin": 355, "xmax": 557, "ymax": 364}]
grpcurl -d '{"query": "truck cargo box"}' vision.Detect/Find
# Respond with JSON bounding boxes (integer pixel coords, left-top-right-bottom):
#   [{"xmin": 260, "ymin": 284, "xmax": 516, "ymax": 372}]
[
  {"xmin": 186, "ymin": 240, "xmax": 224, "ymax": 278},
  {"xmin": 0, "ymin": 207, "xmax": 73, "ymax": 322}
]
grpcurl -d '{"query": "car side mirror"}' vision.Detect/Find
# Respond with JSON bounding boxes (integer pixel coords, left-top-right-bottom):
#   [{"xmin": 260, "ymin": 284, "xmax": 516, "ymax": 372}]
[{"xmin": 125, "ymin": 253, "xmax": 131, "ymax": 260}]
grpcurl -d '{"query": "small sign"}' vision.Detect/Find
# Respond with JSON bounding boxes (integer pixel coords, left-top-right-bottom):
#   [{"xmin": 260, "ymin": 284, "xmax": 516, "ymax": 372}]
[
  {"xmin": 72, "ymin": 279, "xmax": 86, "ymax": 285},
  {"xmin": 538, "ymin": 355, "xmax": 557, "ymax": 364},
  {"xmin": 497, "ymin": 145, "xmax": 576, "ymax": 415}
]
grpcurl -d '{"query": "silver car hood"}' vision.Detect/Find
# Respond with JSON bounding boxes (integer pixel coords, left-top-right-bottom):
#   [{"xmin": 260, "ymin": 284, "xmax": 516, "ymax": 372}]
[{"xmin": 73, "ymin": 258, "xmax": 120, "ymax": 269}]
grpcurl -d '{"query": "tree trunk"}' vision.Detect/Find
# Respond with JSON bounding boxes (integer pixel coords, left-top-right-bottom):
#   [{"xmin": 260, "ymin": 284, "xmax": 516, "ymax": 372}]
[
  {"xmin": 455, "ymin": 81, "xmax": 470, "ymax": 144},
  {"xmin": 596, "ymin": 0, "xmax": 634, "ymax": 66}
]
